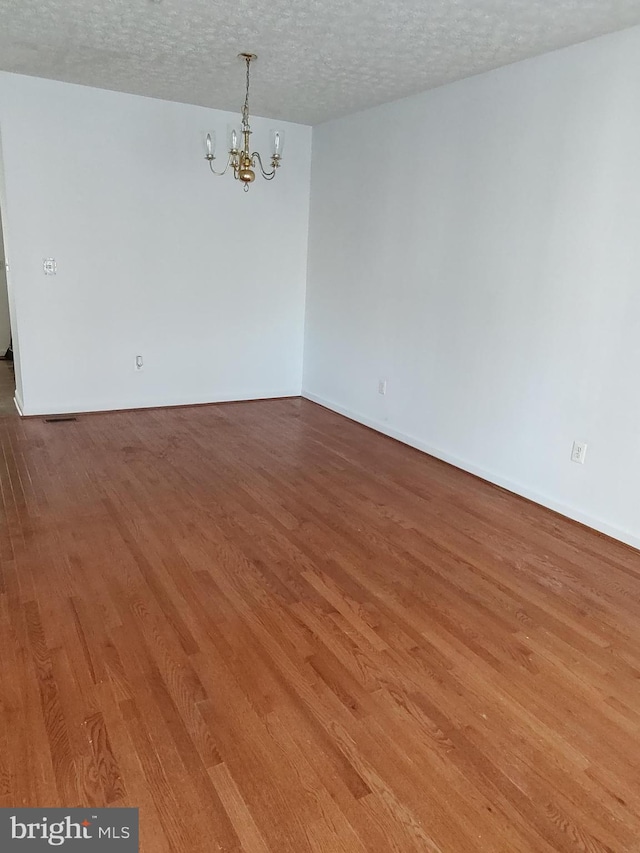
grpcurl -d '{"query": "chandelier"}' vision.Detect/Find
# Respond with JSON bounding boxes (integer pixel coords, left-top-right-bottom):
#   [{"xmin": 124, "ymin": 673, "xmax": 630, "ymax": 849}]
[{"xmin": 204, "ymin": 53, "xmax": 284, "ymax": 191}]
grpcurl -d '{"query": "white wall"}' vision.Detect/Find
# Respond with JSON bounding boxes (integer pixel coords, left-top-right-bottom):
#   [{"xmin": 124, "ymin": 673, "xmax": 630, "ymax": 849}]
[
  {"xmin": 304, "ymin": 26, "xmax": 640, "ymax": 550},
  {"xmin": 0, "ymin": 128, "xmax": 23, "ymax": 405},
  {"xmin": 0, "ymin": 219, "xmax": 10, "ymax": 353},
  {"xmin": 0, "ymin": 72, "xmax": 311, "ymax": 415}
]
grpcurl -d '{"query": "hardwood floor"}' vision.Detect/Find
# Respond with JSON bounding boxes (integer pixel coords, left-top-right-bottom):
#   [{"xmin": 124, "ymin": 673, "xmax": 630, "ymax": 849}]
[
  {"xmin": 0, "ymin": 358, "xmax": 16, "ymax": 416},
  {"xmin": 1, "ymin": 397, "xmax": 639, "ymax": 852}
]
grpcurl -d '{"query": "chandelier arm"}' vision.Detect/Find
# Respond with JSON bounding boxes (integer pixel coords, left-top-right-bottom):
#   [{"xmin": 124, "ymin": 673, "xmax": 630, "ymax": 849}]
[
  {"xmin": 208, "ymin": 154, "xmax": 233, "ymax": 176},
  {"xmin": 252, "ymin": 151, "xmax": 277, "ymax": 179}
]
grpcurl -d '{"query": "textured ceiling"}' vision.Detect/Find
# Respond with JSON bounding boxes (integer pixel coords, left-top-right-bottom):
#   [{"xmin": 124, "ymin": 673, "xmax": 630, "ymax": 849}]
[{"xmin": 1, "ymin": 0, "xmax": 640, "ymax": 124}]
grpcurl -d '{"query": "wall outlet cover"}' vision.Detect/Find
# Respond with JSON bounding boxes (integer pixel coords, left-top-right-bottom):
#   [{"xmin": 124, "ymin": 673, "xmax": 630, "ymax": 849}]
[{"xmin": 571, "ymin": 441, "xmax": 587, "ymax": 464}]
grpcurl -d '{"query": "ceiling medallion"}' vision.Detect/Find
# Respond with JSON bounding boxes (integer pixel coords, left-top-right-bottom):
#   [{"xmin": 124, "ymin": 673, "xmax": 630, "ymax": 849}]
[{"xmin": 204, "ymin": 53, "xmax": 284, "ymax": 192}]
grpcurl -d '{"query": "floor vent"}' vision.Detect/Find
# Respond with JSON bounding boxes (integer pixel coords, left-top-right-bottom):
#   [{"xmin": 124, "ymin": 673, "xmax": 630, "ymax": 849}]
[{"xmin": 44, "ymin": 417, "xmax": 78, "ymax": 423}]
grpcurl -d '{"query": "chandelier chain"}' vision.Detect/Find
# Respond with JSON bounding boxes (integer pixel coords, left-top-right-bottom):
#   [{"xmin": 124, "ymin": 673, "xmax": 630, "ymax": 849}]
[{"xmin": 242, "ymin": 56, "xmax": 251, "ymax": 128}]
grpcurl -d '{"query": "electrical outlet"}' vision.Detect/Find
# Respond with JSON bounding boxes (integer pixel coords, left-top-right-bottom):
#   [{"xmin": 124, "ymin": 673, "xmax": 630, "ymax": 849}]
[
  {"xmin": 571, "ymin": 441, "xmax": 587, "ymax": 464},
  {"xmin": 378, "ymin": 379, "xmax": 387, "ymax": 396},
  {"xmin": 135, "ymin": 355, "xmax": 144, "ymax": 371}
]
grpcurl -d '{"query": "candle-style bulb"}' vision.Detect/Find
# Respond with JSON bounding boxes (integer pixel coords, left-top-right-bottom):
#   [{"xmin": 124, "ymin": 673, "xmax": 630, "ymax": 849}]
[
  {"xmin": 270, "ymin": 129, "xmax": 285, "ymax": 158},
  {"xmin": 227, "ymin": 125, "xmax": 240, "ymax": 152}
]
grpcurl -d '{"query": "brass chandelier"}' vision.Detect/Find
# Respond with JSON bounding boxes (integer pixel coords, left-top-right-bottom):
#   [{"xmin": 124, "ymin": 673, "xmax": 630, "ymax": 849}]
[{"xmin": 204, "ymin": 53, "xmax": 284, "ymax": 191}]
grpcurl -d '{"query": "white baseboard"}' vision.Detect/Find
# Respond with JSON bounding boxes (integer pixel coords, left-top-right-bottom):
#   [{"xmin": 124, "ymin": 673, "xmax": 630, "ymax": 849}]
[
  {"xmin": 20, "ymin": 389, "xmax": 302, "ymax": 417},
  {"xmin": 302, "ymin": 389, "xmax": 640, "ymax": 554},
  {"xmin": 13, "ymin": 392, "xmax": 24, "ymax": 416}
]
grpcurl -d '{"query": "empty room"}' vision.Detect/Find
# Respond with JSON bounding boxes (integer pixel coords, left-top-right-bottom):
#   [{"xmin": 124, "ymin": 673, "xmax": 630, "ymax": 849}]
[{"xmin": 1, "ymin": 1, "xmax": 640, "ymax": 851}]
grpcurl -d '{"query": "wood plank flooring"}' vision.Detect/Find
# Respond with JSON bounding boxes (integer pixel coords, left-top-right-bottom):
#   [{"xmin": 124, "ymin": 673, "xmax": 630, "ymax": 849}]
[
  {"xmin": 1, "ymin": 397, "xmax": 639, "ymax": 852},
  {"xmin": 0, "ymin": 359, "xmax": 16, "ymax": 416}
]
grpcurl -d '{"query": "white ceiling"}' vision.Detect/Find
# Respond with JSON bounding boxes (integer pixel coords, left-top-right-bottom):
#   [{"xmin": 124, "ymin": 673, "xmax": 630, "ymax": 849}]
[{"xmin": 1, "ymin": 0, "xmax": 640, "ymax": 125}]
